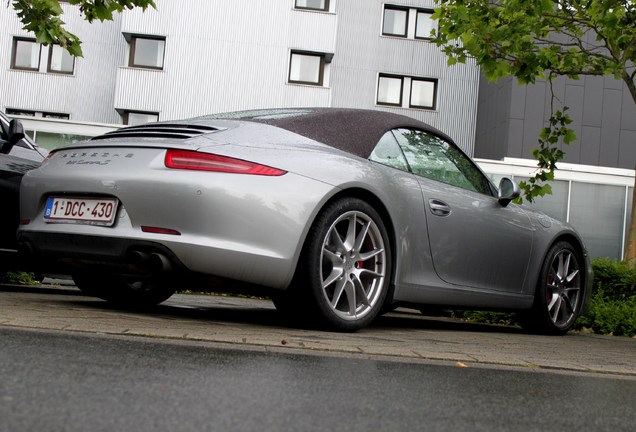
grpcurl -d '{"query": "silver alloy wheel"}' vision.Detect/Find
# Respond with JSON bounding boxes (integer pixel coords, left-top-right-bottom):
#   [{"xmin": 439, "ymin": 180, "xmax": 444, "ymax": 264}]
[
  {"xmin": 320, "ymin": 210, "xmax": 386, "ymax": 321},
  {"xmin": 545, "ymin": 249, "xmax": 581, "ymax": 328}
]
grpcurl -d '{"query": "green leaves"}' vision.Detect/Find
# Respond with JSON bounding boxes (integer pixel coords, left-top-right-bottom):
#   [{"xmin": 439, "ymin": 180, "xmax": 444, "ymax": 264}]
[
  {"xmin": 11, "ymin": 0, "xmax": 157, "ymax": 57},
  {"xmin": 518, "ymin": 108, "xmax": 575, "ymax": 203},
  {"xmin": 434, "ymin": 0, "xmax": 636, "ymax": 203}
]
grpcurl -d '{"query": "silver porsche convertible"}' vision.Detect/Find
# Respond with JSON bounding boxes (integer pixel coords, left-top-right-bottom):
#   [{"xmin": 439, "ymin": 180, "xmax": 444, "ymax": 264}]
[{"xmin": 17, "ymin": 108, "xmax": 591, "ymax": 333}]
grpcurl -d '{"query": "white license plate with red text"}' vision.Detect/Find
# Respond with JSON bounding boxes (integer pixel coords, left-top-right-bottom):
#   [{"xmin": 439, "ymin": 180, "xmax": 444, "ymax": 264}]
[{"xmin": 44, "ymin": 197, "xmax": 119, "ymax": 226}]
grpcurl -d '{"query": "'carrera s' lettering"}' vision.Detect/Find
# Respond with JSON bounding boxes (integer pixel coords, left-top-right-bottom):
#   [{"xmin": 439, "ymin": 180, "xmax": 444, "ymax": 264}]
[{"xmin": 61, "ymin": 152, "xmax": 135, "ymax": 166}]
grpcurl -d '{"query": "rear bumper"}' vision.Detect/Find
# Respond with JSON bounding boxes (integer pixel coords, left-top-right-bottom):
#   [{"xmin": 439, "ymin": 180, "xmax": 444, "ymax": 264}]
[{"xmin": 17, "ymin": 231, "xmax": 186, "ymax": 275}]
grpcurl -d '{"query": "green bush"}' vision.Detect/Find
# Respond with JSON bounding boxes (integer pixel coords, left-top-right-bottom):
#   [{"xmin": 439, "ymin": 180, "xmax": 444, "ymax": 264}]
[
  {"xmin": 589, "ymin": 257, "xmax": 636, "ymax": 300},
  {"xmin": 0, "ymin": 271, "xmax": 40, "ymax": 285},
  {"xmin": 456, "ymin": 258, "xmax": 636, "ymax": 337},
  {"xmin": 576, "ymin": 295, "xmax": 636, "ymax": 337},
  {"xmin": 573, "ymin": 258, "xmax": 636, "ymax": 337},
  {"xmin": 453, "ymin": 310, "xmax": 518, "ymax": 327}
]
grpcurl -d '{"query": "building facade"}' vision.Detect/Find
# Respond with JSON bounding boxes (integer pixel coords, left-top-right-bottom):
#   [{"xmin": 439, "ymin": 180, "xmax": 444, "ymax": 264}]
[
  {"xmin": 475, "ymin": 75, "xmax": 636, "ymax": 170},
  {"xmin": 0, "ymin": 0, "xmax": 480, "ymax": 153},
  {"xmin": 1, "ymin": 0, "xmax": 634, "ymax": 260}
]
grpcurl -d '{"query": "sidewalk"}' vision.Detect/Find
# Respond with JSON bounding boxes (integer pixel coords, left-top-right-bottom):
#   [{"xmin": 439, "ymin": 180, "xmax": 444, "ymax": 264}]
[{"xmin": 1, "ymin": 283, "xmax": 635, "ymax": 377}]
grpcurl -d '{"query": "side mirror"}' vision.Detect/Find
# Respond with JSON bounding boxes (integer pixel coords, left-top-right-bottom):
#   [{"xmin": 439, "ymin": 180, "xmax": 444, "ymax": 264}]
[
  {"xmin": 498, "ymin": 177, "xmax": 520, "ymax": 207},
  {"xmin": 0, "ymin": 119, "xmax": 26, "ymax": 154}
]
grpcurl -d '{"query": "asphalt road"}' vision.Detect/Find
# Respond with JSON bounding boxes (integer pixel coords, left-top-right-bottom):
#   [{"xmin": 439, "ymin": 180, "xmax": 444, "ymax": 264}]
[
  {"xmin": 2, "ymin": 283, "xmax": 636, "ymax": 431},
  {"xmin": 2, "ymin": 327, "xmax": 636, "ymax": 432}
]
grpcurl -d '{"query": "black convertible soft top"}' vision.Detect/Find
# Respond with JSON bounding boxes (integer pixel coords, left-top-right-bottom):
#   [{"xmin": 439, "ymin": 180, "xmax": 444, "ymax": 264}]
[
  {"xmin": 201, "ymin": 108, "xmax": 454, "ymax": 159},
  {"xmin": 93, "ymin": 108, "xmax": 455, "ymax": 160}
]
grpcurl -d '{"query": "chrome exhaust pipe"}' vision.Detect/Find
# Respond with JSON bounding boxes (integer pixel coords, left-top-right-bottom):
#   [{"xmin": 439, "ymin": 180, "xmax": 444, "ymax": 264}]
[
  {"xmin": 128, "ymin": 250, "xmax": 150, "ymax": 267},
  {"xmin": 149, "ymin": 253, "xmax": 172, "ymax": 274}
]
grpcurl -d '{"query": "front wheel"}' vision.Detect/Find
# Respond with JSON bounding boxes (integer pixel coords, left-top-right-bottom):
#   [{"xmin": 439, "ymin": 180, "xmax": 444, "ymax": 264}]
[
  {"xmin": 519, "ymin": 241, "xmax": 585, "ymax": 335},
  {"xmin": 73, "ymin": 273, "xmax": 177, "ymax": 308},
  {"xmin": 283, "ymin": 198, "xmax": 392, "ymax": 332}
]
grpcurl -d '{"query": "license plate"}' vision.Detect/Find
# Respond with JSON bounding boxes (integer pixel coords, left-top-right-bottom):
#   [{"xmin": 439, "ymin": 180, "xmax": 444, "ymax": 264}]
[{"xmin": 44, "ymin": 197, "xmax": 119, "ymax": 226}]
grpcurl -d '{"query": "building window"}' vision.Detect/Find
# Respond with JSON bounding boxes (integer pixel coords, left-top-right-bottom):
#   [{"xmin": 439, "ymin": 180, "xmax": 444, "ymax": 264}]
[
  {"xmin": 382, "ymin": 6, "xmax": 408, "ymax": 37},
  {"xmin": 11, "ymin": 38, "xmax": 41, "ymax": 71},
  {"xmin": 42, "ymin": 112, "xmax": 70, "ymax": 120},
  {"xmin": 377, "ymin": 75, "xmax": 403, "ymax": 106},
  {"xmin": 10, "ymin": 38, "xmax": 76, "ymax": 74},
  {"xmin": 382, "ymin": 5, "xmax": 437, "ymax": 40},
  {"xmin": 295, "ymin": 0, "xmax": 330, "ymax": 11},
  {"xmin": 377, "ymin": 74, "xmax": 438, "ymax": 110},
  {"xmin": 289, "ymin": 51, "xmax": 326, "ymax": 86},
  {"xmin": 6, "ymin": 108, "xmax": 69, "ymax": 119},
  {"xmin": 129, "ymin": 36, "xmax": 165, "ymax": 70},
  {"xmin": 6, "ymin": 108, "xmax": 35, "ymax": 117},
  {"xmin": 410, "ymin": 78, "xmax": 437, "ymax": 109},
  {"xmin": 122, "ymin": 110, "xmax": 159, "ymax": 126},
  {"xmin": 47, "ymin": 45, "xmax": 75, "ymax": 74},
  {"xmin": 415, "ymin": 10, "xmax": 436, "ymax": 40}
]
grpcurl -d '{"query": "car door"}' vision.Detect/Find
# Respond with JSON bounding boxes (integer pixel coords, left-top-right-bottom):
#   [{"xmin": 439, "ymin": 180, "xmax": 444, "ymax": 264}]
[{"xmin": 392, "ymin": 128, "xmax": 535, "ymax": 294}]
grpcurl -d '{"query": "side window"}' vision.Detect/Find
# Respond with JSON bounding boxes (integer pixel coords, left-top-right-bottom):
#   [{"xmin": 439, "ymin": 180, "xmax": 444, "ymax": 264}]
[
  {"xmin": 394, "ymin": 129, "xmax": 493, "ymax": 195},
  {"xmin": 369, "ymin": 131, "xmax": 409, "ymax": 171}
]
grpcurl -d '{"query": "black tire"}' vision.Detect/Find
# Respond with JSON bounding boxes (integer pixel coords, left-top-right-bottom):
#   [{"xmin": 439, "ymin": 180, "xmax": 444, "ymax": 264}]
[
  {"xmin": 519, "ymin": 241, "xmax": 585, "ymax": 335},
  {"xmin": 277, "ymin": 197, "xmax": 392, "ymax": 332},
  {"xmin": 73, "ymin": 273, "xmax": 177, "ymax": 308}
]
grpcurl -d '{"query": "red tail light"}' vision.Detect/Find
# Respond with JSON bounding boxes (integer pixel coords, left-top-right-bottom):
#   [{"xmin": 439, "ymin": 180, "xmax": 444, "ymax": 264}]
[
  {"xmin": 42, "ymin": 150, "xmax": 57, "ymax": 163},
  {"xmin": 141, "ymin": 226, "xmax": 181, "ymax": 235},
  {"xmin": 164, "ymin": 149, "xmax": 286, "ymax": 176}
]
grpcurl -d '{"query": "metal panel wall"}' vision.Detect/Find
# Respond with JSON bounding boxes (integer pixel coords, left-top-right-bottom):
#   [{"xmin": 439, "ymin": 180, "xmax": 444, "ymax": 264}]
[
  {"xmin": 115, "ymin": 0, "xmax": 337, "ymax": 120},
  {"xmin": 330, "ymin": 0, "xmax": 480, "ymax": 153},
  {"xmin": 477, "ymin": 74, "xmax": 636, "ymax": 170},
  {"xmin": 0, "ymin": 3, "xmax": 125, "ymax": 124},
  {"xmin": 1, "ymin": 0, "xmax": 480, "ymax": 152}
]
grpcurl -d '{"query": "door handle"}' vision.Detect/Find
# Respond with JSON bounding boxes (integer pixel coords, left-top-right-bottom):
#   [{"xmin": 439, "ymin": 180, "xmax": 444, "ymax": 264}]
[{"xmin": 429, "ymin": 199, "xmax": 451, "ymax": 217}]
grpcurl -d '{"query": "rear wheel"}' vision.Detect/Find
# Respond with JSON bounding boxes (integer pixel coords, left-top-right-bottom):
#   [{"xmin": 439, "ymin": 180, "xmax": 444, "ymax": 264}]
[
  {"xmin": 519, "ymin": 241, "xmax": 584, "ymax": 335},
  {"xmin": 73, "ymin": 273, "xmax": 177, "ymax": 308},
  {"xmin": 277, "ymin": 198, "xmax": 391, "ymax": 332}
]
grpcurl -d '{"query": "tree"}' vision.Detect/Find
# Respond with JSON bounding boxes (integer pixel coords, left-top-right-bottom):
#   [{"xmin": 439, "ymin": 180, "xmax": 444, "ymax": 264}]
[
  {"xmin": 433, "ymin": 0, "xmax": 635, "ymax": 198},
  {"xmin": 433, "ymin": 0, "xmax": 636, "ymax": 260},
  {"xmin": 8, "ymin": 0, "xmax": 156, "ymax": 57}
]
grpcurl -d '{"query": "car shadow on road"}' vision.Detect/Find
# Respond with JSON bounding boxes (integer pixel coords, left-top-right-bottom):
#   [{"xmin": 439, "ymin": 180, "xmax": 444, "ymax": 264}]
[
  {"xmin": 83, "ymin": 295, "xmax": 525, "ymax": 335},
  {"xmin": 3, "ymin": 284, "xmax": 526, "ymax": 335}
]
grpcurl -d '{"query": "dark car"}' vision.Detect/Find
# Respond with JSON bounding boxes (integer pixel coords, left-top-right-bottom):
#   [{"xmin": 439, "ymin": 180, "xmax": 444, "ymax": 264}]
[{"xmin": 0, "ymin": 112, "xmax": 48, "ymax": 274}]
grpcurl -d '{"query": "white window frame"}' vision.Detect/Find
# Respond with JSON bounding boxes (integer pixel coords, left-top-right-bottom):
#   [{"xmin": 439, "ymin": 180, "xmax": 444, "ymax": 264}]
[
  {"xmin": 128, "ymin": 35, "xmax": 166, "ymax": 70},
  {"xmin": 377, "ymin": 75, "xmax": 404, "ymax": 106},
  {"xmin": 294, "ymin": 0, "xmax": 331, "ymax": 12},
  {"xmin": 288, "ymin": 50, "xmax": 332, "ymax": 87},
  {"xmin": 122, "ymin": 110, "xmax": 159, "ymax": 126},
  {"xmin": 11, "ymin": 37, "xmax": 41, "ymax": 71},
  {"xmin": 376, "ymin": 74, "xmax": 438, "ymax": 111},
  {"xmin": 409, "ymin": 78, "xmax": 437, "ymax": 109},
  {"xmin": 6, "ymin": 108, "xmax": 69, "ymax": 119},
  {"xmin": 48, "ymin": 44, "xmax": 75, "ymax": 74},
  {"xmin": 382, "ymin": 6, "xmax": 409, "ymax": 37},
  {"xmin": 381, "ymin": 5, "xmax": 437, "ymax": 40},
  {"xmin": 414, "ymin": 10, "xmax": 436, "ymax": 40}
]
